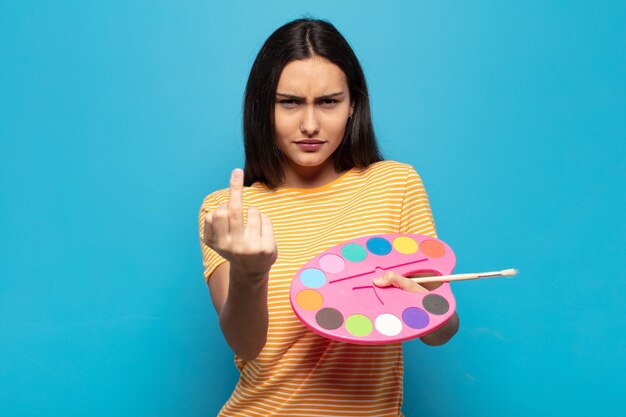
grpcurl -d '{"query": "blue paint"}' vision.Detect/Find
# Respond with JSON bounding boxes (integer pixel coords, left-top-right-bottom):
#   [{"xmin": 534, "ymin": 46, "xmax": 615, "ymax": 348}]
[
  {"xmin": 366, "ymin": 237, "xmax": 393, "ymax": 256},
  {"xmin": 299, "ymin": 268, "xmax": 327, "ymax": 289}
]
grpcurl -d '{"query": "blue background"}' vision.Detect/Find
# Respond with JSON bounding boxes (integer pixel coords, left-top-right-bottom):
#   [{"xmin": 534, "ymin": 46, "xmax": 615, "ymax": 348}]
[{"xmin": 1, "ymin": 1, "xmax": 624, "ymax": 416}]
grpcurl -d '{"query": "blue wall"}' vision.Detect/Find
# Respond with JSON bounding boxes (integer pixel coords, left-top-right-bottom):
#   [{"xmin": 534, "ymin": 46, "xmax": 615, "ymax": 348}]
[{"xmin": 1, "ymin": 1, "xmax": 624, "ymax": 416}]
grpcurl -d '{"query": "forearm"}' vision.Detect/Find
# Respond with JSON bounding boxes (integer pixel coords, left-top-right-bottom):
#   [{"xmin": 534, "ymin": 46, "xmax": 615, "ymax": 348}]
[
  {"xmin": 219, "ymin": 268, "xmax": 269, "ymax": 361},
  {"xmin": 420, "ymin": 312, "xmax": 459, "ymax": 346}
]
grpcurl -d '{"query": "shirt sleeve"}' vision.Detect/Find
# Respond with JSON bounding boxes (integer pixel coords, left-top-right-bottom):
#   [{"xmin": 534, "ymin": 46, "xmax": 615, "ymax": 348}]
[
  {"xmin": 198, "ymin": 193, "xmax": 227, "ymax": 283},
  {"xmin": 399, "ymin": 166, "xmax": 438, "ymax": 238}
]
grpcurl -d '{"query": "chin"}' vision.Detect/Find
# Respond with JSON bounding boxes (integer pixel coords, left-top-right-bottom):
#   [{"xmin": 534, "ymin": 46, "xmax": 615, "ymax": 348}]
[{"xmin": 296, "ymin": 158, "xmax": 332, "ymax": 168}]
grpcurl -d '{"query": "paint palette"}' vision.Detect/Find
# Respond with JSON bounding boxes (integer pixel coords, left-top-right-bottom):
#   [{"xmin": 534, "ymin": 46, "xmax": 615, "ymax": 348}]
[{"xmin": 290, "ymin": 233, "xmax": 457, "ymax": 344}]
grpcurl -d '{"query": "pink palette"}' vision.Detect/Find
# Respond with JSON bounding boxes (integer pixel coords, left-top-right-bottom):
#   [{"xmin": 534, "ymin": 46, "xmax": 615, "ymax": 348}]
[{"xmin": 289, "ymin": 234, "xmax": 457, "ymax": 344}]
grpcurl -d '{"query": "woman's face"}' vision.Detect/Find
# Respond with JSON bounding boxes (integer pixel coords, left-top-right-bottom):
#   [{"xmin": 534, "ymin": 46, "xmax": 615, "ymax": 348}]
[{"xmin": 274, "ymin": 56, "xmax": 353, "ymax": 187}]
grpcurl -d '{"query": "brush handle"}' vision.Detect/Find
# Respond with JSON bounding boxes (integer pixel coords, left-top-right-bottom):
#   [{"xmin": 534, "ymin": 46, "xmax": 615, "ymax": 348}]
[{"xmin": 410, "ymin": 269, "xmax": 517, "ymax": 284}]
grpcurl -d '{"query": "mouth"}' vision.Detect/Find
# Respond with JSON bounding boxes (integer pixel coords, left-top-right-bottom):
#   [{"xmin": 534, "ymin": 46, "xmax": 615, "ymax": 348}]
[
  {"xmin": 295, "ymin": 139, "xmax": 325, "ymax": 144},
  {"xmin": 294, "ymin": 140, "xmax": 326, "ymax": 151}
]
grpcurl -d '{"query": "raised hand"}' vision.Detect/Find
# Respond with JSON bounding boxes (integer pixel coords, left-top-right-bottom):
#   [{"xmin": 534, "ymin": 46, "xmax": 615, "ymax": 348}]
[{"xmin": 203, "ymin": 169, "xmax": 277, "ymax": 280}]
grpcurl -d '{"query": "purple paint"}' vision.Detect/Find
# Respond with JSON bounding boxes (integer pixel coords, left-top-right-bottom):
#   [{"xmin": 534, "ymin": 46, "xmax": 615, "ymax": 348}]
[{"xmin": 402, "ymin": 307, "xmax": 429, "ymax": 329}]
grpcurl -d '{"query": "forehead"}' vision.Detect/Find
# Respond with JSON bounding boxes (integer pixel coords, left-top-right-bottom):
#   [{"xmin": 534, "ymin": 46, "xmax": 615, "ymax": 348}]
[{"xmin": 276, "ymin": 56, "xmax": 348, "ymax": 95}]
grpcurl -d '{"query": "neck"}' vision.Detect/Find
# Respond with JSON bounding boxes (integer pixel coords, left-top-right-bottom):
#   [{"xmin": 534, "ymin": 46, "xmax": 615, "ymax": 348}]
[{"xmin": 282, "ymin": 160, "xmax": 344, "ymax": 189}]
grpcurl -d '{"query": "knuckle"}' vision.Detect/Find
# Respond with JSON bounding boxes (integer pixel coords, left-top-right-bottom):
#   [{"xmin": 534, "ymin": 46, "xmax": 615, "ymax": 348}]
[
  {"xmin": 260, "ymin": 245, "xmax": 275, "ymax": 256},
  {"xmin": 212, "ymin": 209, "xmax": 227, "ymax": 221},
  {"xmin": 229, "ymin": 206, "xmax": 242, "ymax": 216}
]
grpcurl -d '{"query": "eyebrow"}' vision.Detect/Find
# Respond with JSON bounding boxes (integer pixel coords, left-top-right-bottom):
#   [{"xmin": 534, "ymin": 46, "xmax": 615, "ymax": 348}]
[{"xmin": 275, "ymin": 91, "xmax": 345, "ymax": 100}]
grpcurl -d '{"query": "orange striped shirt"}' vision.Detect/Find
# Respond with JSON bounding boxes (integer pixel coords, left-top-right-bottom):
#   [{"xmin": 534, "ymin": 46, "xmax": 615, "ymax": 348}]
[{"xmin": 199, "ymin": 160, "xmax": 437, "ymax": 416}]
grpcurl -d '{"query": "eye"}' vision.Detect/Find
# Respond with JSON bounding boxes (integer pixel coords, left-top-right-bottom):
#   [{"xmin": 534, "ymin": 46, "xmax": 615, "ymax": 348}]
[
  {"xmin": 319, "ymin": 99, "xmax": 339, "ymax": 107},
  {"xmin": 278, "ymin": 99, "xmax": 299, "ymax": 109}
]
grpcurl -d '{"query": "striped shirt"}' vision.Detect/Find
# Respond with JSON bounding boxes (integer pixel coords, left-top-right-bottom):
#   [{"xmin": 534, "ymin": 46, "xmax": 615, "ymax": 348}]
[{"xmin": 198, "ymin": 160, "xmax": 437, "ymax": 416}]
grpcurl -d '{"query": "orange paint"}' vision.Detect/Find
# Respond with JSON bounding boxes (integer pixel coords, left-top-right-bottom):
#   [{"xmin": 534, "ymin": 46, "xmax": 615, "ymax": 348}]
[
  {"xmin": 296, "ymin": 289, "xmax": 324, "ymax": 310},
  {"xmin": 420, "ymin": 239, "xmax": 446, "ymax": 258}
]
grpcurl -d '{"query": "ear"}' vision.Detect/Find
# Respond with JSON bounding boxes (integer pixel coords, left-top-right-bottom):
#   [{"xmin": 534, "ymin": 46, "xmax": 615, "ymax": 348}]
[{"xmin": 349, "ymin": 102, "xmax": 355, "ymax": 118}]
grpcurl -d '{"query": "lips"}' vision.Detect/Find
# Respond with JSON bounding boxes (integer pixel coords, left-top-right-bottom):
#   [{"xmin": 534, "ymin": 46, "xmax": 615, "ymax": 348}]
[
  {"xmin": 295, "ymin": 140, "xmax": 324, "ymax": 144},
  {"xmin": 295, "ymin": 139, "xmax": 325, "ymax": 151}
]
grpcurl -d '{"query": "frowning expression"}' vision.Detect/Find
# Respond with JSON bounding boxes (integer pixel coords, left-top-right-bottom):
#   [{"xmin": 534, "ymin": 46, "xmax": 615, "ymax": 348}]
[{"xmin": 274, "ymin": 56, "xmax": 353, "ymax": 185}]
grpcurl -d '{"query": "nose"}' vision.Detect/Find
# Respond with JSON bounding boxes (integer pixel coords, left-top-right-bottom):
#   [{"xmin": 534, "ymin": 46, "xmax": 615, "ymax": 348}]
[{"xmin": 299, "ymin": 105, "xmax": 320, "ymax": 136}]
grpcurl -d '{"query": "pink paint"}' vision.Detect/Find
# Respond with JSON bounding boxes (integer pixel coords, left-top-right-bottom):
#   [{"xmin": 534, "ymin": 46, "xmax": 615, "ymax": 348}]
[{"xmin": 319, "ymin": 254, "xmax": 346, "ymax": 273}]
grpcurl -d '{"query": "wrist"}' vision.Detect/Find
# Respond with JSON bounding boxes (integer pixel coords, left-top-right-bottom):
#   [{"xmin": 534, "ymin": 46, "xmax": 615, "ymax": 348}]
[{"xmin": 229, "ymin": 265, "xmax": 269, "ymax": 287}]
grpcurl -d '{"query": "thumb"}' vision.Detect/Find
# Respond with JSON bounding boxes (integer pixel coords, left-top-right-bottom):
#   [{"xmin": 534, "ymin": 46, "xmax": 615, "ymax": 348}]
[
  {"xmin": 374, "ymin": 271, "xmax": 429, "ymax": 293},
  {"xmin": 373, "ymin": 272, "xmax": 393, "ymax": 287}
]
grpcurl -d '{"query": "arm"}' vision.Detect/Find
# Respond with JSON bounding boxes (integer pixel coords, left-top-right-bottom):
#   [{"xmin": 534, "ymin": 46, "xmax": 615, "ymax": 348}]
[
  {"xmin": 202, "ymin": 169, "xmax": 277, "ymax": 360},
  {"xmin": 208, "ymin": 263, "xmax": 269, "ymax": 361}
]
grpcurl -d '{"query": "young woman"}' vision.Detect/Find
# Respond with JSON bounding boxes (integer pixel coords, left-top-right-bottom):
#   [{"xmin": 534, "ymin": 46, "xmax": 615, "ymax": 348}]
[{"xmin": 199, "ymin": 18, "xmax": 459, "ymax": 417}]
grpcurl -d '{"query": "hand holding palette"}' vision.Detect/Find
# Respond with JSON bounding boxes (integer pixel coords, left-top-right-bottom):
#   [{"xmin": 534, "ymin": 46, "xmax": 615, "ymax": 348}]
[{"xmin": 289, "ymin": 233, "xmax": 457, "ymax": 345}]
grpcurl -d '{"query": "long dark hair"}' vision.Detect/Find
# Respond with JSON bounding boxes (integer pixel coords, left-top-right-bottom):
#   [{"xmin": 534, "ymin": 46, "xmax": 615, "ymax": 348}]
[{"xmin": 243, "ymin": 18, "xmax": 383, "ymax": 188}]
